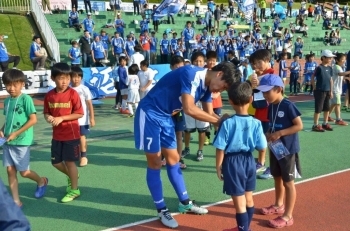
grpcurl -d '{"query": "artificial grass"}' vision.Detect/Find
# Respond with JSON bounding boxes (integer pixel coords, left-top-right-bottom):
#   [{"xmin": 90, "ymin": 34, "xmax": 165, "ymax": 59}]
[{"xmin": 0, "ymin": 14, "xmax": 34, "ymax": 71}]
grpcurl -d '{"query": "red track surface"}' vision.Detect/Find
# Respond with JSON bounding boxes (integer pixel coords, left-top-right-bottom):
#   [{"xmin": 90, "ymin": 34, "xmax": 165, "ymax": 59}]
[{"xmin": 119, "ymin": 170, "xmax": 350, "ymax": 231}]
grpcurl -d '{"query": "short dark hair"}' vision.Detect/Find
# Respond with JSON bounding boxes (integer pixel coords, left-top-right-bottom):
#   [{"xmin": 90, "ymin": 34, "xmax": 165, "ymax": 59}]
[
  {"xmin": 128, "ymin": 64, "xmax": 140, "ymax": 75},
  {"xmin": 206, "ymin": 51, "xmax": 217, "ymax": 60},
  {"xmin": 191, "ymin": 51, "xmax": 206, "ymax": 63},
  {"xmin": 335, "ymin": 52, "xmax": 346, "ymax": 62},
  {"xmin": 134, "ymin": 44, "xmax": 143, "ymax": 52},
  {"xmin": 170, "ymin": 55, "xmax": 185, "ymax": 67},
  {"xmin": 140, "ymin": 59, "xmax": 149, "ymax": 67},
  {"xmin": 71, "ymin": 40, "xmax": 78, "ymax": 45},
  {"xmin": 293, "ymin": 54, "xmax": 299, "ymax": 58},
  {"xmin": 211, "ymin": 62, "xmax": 241, "ymax": 87},
  {"xmin": 249, "ymin": 49, "xmax": 272, "ymax": 63},
  {"xmin": 119, "ymin": 56, "xmax": 127, "ymax": 63},
  {"xmin": 227, "ymin": 50, "xmax": 235, "ymax": 56},
  {"xmin": 51, "ymin": 63, "xmax": 71, "ymax": 79},
  {"xmin": 228, "ymin": 82, "xmax": 252, "ymax": 106},
  {"xmin": 1, "ymin": 69, "xmax": 26, "ymax": 85},
  {"xmin": 71, "ymin": 66, "xmax": 83, "ymax": 78}
]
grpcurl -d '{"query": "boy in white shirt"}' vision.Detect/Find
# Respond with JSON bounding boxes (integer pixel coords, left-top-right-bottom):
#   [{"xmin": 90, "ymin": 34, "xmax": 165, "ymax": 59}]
[
  {"xmin": 71, "ymin": 66, "xmax": 95, "ymax": 167},
  {"xmin": 138, "ymin": 59, "xmax": 154, "ymax": 99},
  {"xmin": 129, "ymin": 44, "xmax": 145, "ymax": 68},
  {"xmin": 126, "ymin": 64, "xmax": 141, "ymax": 117}
]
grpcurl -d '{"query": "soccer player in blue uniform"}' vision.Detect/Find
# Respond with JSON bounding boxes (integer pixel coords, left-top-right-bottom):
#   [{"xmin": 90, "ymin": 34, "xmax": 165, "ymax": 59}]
[
  {"xmin": 134, "ymin": 62, "xmax": 241, "ymax": 228},
  {"xmin": 213, "ymin": 82, "xmax": 267, "ymax": 231}
]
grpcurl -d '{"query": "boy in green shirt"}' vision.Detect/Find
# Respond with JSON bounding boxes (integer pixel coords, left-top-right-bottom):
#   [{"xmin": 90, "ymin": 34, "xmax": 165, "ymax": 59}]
[{"xmin": 0, "ymin": 69, "xmax": 48, "ymax": 207}]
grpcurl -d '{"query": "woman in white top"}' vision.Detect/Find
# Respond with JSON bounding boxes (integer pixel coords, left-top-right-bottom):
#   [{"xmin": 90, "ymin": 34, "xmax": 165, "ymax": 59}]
[{"xmin": 283, "ymin": 38, "xmax": 293, "ymax": 59}]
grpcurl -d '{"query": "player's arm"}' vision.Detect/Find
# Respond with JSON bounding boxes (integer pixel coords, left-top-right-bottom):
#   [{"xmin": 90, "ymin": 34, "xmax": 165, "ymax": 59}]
[
  {"xmin": 202, "ymin": 101, "xmax": 220, "ymax": 119},
  {"xmin": 267, "ymin": 116, "xmax": 303, "ymax": 142},
  {"xmin": 215, "ymin": 149, "xmax": 224, "ymax": 181},
  {"xmin": 142, "ymin": 79, "xmax": 152, "ymax": 91},
  {"xmin": 44, "ymin": 113, "xmax": 53, "ymax": 123},
  {"xmin": 182, "ymin": 94, "xmax": 219, "ymax": 124}
]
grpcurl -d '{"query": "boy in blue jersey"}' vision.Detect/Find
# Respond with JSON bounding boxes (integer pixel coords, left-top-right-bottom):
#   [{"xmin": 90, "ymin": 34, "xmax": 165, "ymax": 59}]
[
  {"xmin": 117, "ymin": 56, "xmax": 130, "ymax": 114},
  {"xmin": 81, "ymin": 13, "xmax": 95, "ymax": 35},
  {"xmin": 150, "ymin": 31, "xmax": 158, "ymax": 64},
  {"xmin": 289, "ymin": 55, "xmax": 301, "ymax": 96},
  {"xmin": 134, "ymin": 61, "xmax": 241, "ymax": 228},
  {"xmin": 160, "ymin": 33, "xmax": 170, "ymax": 64},
  {"xmin": 257, "ymin": 74, "xmax": 303, "ymax": 229},
  {"xmin": 68, "ymin": 41, "xmax": 81, "ymax": 67},
  {"xmin": 213, "ymin": 82, "xmax": 267, "ymax": 231},
  {"xmin": 302, "ymin": 54, "xmax": 317, "ymax": 95}
]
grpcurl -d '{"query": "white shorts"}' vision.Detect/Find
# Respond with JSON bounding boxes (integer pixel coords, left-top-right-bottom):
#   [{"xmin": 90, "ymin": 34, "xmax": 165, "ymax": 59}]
[
  {"xmin": 183, "ymin": 113, "xmax": 210, "ymax": 132},
  {"xmin": 2, "ymin": 144, "xmax": 30, "ymax": 171},
  {"xmin": 121, "ymin": 89, "xmax": 128, "ymax": 95},
  {"xmin": 128, "ymin": 89, "xmax": 140, "ymax": 103}
]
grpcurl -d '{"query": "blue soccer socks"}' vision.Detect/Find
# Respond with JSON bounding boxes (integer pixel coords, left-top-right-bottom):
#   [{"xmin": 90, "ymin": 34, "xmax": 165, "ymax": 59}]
[
  {"xmin": 246, "ymin": 206, "xmax": 255, "ymax": 227},
  {"xmin": 166, "ymin": 163, "xmax": 189, "ymax": 202},
  {"xmin": 146, "ymin": 167, "xmax": 166, "ymax": 210},
  {"xmin": 236, "ymin": 212, "xmax": 249, "ymax": 231}
]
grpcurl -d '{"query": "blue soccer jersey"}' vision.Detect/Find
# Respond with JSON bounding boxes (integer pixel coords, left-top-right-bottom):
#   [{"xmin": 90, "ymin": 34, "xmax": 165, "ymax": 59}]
[
  {"xmin": 69, "ymin": 47, "xmax": 81, "ymax": 64},
  {"xmin": 213, "ymin": 115, "xmax": 267, "ymax": 153},
  {"xmin": 135, "ymin": 65, "xmax": 212, "ymax": 152}
]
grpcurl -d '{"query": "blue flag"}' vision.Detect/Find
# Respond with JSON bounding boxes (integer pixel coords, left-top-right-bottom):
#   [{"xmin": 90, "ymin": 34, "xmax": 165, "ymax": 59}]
[{"xmin": 153, "ymin": 0, "xmax": 186, "ymax": 20}]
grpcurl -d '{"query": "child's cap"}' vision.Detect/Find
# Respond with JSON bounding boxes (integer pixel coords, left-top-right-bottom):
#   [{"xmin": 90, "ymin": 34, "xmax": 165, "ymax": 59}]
[
  {"xmin": 256, "ymin": 74, "xmax": 284, "ymax": 92},
  {"xmin": 321, "ymin": 50, "xmax": 336, "ymax": 58}
]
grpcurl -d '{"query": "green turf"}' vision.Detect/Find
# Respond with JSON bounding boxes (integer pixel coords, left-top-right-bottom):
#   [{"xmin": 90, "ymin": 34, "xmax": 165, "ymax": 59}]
[
  {"xmin": 0, "ymin": 97, "xmax": 350, "ymax": 230},
  {"xmin": 0, "ymin": 14, "xmax": 34, "ymax": 71}
]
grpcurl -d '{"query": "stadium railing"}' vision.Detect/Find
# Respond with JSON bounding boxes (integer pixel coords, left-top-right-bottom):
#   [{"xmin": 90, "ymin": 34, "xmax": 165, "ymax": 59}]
[
  {"xmin": 0, "ymin": 0, "xmax": 30, "ymax": 13},
  {"xmin": 30, "ymin": 0, "xmax": 60, "ymax": 63}
]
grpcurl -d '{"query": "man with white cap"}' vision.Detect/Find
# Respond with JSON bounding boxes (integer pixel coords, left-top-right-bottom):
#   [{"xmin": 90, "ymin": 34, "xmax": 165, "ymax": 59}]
[{"xmin": 311, "ymin": 50, "xmax": 336, "ymax": 132}]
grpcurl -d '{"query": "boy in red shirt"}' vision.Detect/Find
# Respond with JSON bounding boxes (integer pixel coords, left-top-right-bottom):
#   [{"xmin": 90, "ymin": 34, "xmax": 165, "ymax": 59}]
[{"xmin": 43, "ymin": 63, "xmax": 84, "ymax": 203}]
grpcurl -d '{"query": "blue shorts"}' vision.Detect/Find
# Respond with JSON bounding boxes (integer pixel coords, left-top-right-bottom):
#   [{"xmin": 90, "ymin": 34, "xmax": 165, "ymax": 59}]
[
  {"xmin": 134, "ymin": 107, "xmax": 177, "ymax": 153},
  {"xmin": 173, "ymin": 111, "xmax": 186, "ymax": 132},
  {"xmin": 222, "ymin": 151, "xmax": 256, "ymax": 196},
  {"xmin": 213, "ymin": 108, "xmax": 222, "ymax": 117},
  {"xmin": 2, "ymin": 144, "xmax": 30, "ymax": 171},
  {"xmin": 80, "ymin": 125, "xmax": 90, "ymax": 136},
  {"xmin": 304, "ymin": 75, "xmax": 311, "ymax": 83}
]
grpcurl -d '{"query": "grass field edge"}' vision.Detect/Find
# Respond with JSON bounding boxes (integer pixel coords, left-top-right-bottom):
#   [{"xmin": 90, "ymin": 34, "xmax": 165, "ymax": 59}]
[{"xmin": 104, "ymin": 168, "xmax": 350, "ymax": 231}]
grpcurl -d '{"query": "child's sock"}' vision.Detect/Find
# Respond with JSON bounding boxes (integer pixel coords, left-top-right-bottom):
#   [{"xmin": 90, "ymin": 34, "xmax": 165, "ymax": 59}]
[
  {"xmin": 134, "ymin": 102, "xmax": 138, "ymax": 110},
  {"xmin": 236, "ymin": 212, "xmax": 249, "ymax": 231},
  {"xmin": 246, "ymin": 206, "xmax": 255, "ymax": 227},
  {"xmin": 166, "ymin": 163, "xmax": 189, "ymax": 202},
  {"xmin": 127, "ymin": 104, "xmax": 134, "ymax": 115},
  {"xmin": 146, "ymin": 168, "xmax": 166, "ymax": 210},
  {"xmin": 81, "ymin": 152, "xmax": 87, "ymax": 157},
  {"xmin": 122, "ymin": 99, "xmax": 126, "ymax": 109}
]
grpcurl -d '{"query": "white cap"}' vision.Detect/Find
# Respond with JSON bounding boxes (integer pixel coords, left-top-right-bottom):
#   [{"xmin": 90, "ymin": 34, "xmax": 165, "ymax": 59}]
[
  {"xmin": 321, "ymin": 50, "xmax": 336, "ymax": 57},
  {"xmin": 87, "ymin": 12, "xmax": 91, "ymax": 15}
]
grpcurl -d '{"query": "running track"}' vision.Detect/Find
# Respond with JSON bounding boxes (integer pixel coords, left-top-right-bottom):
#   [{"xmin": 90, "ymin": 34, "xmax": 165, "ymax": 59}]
[{"xmin": 109, "ymin": 169, "xmax": 350, "ymax": 231}]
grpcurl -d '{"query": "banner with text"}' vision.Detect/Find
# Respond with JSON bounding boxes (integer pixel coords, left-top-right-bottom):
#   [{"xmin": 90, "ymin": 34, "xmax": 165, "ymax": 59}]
[
  {"xmin": 0, "ymin": 64, "xmax": 171, "ymax": 97},
  {"xmin": 153, "ymin": 0, "xmax": 186, "ymax": 20}
]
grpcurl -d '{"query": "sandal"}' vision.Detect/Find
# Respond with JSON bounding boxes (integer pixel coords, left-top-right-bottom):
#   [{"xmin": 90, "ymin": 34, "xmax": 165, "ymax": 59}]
[
  {"xmin": 260, "ymin": 205, "xmax": 285, "ymax": 215},
  {"xmin": 268, "ymin": 216, "xmax": 294, "ymax": 228}
]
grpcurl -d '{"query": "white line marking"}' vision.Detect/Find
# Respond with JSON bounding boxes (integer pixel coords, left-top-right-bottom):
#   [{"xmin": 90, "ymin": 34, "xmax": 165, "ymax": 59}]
[{"xmin": 103, "ymin": 168, "xmax": 350, "ymax": 231}]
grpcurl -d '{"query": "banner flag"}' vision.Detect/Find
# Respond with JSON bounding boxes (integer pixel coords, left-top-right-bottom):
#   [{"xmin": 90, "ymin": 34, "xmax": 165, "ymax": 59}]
[{"xmin": 153, "ymin": 0, "xmax": 187, "ymax": 20}]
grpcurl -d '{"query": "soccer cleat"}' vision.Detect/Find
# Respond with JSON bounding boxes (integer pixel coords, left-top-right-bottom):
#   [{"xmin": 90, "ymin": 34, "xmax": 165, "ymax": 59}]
[
  {"xmin": 128, "ymin": 114, "xmax": 134, "ymax": 118},
  {"xmin": 322, "ymin": 123, "xmax": 333, "ymax": 131},
  {"xmin": 335, "ymin": 120, "xmax": 348, "ymax": 126},
  {"xmin": 196, "ymin": 150, "xmax": 204, "ymax": 161},
  {"xmin": 179, "ymin": 158, "xmax": 187, "ymax": 169},
  {"xmin": 34, "ymin": 177, "xmax": 48, "ymax": 198},
  {"xmin": 257, "ymin": 167, "xmax": 273, "ymax": 179},
  {"xmin": 181, "ymin": 148, "xmax": 190, "ymax": 158},
  {"xmin": 61, "ymin": 189, "xmax": 80, "ymax": 203},
  {"xmin": 178, "ymin": 200, "xmax": 208, "ymax": 214},
  {"xmin": 66, "ymin": 174, "xmax": 80, "ymax": 193},
  {"xmin": 256, "ymin": 162, "xmax": 266, "ymax": 173},
  {"xmin": 312, "ymin": 124, "xmax": 325, "ymax": 132},
  {"xmin": 158, "ymin": 209, "xmax": 178, "ymax": 228},
  {"xmin": 327, "ymin": 116, "xmax": 335, "ymax": 122},
  {"xmin": 204, "ymin": 137, "xmax": 210, "ymax": 145}
]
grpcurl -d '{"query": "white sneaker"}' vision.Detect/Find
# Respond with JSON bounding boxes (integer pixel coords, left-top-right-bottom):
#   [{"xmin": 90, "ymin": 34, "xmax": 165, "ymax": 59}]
[
  {"xmin": 178, "ymin": 200, "xmax": 208, "ymax": 214},
  {"xmin": 158, "ymin": 209, "xmax": 178, "ymax": 228}
]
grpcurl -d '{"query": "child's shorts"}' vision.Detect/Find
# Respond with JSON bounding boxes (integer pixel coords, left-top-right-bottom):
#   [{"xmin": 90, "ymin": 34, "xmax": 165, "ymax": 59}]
[
  {"xmin": 330, "ymin": 93, "xmax": 341, "ymax": 105},
  {"xmin": 80, "ymin": 125, "xmax": 90, "ymax": 136},
  {"xmin": 269, "ymin": 151, "xmax": 302, "ymax": 182},
  {"xmin": 314, "ymin": 90, "xmax": 330, "ymax": 113},
  {"xmin": 121, "ymin": 88, "xmax": 128, "ymax": 95},
  {"xmin": 303, "ymin": 75, "xmax": 311, "ymax": 83},
  {"xmin": 222, "ymin": 151, "xmax": 256, "ymax": 196},
  {"xmin": 173, "ymin": 111, "xmax": 186, "ymax": 132},
  {"xmin": 213, "ymin": 108, "xmax": 222, "ymax": 117},
  {"xmin": 51, "ymin": 139, "xmax": 80, "ymax": 164},
  {"xmin": 183, "ymin": 113, "xmax": 209, "ymax": 133},
  {"xmin": 2, "ymin": 144, "xmax": 30, "ymax": 171},
  {"xmin": 127, "ymin": 89, "xmax": 140, "ymax": 103}
]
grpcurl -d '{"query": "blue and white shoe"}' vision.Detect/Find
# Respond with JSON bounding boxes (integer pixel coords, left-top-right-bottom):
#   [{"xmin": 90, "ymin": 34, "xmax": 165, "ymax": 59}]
[{"xmin": 257, "ymin": 167, "xmax": 273, "ymax": 179}]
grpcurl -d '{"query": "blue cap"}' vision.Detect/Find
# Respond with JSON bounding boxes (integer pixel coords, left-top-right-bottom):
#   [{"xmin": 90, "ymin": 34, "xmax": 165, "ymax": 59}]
[{"xmin": 256, "ymin": 74, "xmax": 284, "ymax": 92}]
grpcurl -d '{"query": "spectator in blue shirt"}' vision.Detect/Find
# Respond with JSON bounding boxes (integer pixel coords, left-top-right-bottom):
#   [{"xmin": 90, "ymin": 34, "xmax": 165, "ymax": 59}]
[
  {"xmin": 160, "ymin": 33, "xmax": 170, "ymax": 64},
  {"xmin": 114, "ymin": 13, "xmax": 125, "ymax": 38},
  {"xmin": 111, "ymin": 32, "xmax": 125, "ymax": 65},
  {"xmin": 150, "ymin": 31, "xmax": 158, "ymax": 64},
  {"xmin": 68, "ymin": 7, "xmax": 79, "ymax": 28},
  {"xmin": 182, "ymin": 21, "xmax": 195, "ymax": 59},
  {"xmin": 29, "ymin": 35, "xmax": 47, "ymax": 70},
  {"xmin": 287, "ymin": 0, "xmax": 294, "ymax": 17},
  {"xmin": 82, "ymin": 13, "xmax": 95, "ymax": 35},
  {"xmin": 0, "ymin": 35, "xmax": 21, "ymax": 72},
  {"xmin": 68, "ymin": 40, "xmax": 81, "ymax": 67},
  {"xmin": 140, "ymin": 15, "xmax": 150, "ymax": 33},
  {"xmin": 91, "ymin": 35, "xmax": 106, "ymax": 67}
]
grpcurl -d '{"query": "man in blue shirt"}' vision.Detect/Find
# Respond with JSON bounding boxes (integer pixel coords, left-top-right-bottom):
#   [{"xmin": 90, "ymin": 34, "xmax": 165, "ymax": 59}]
[
  {"xmin": 140, "ymin": 15, "xmax": 150, "ymax": 33},
  {"xmin": 134, "ymin": 62, "xmax": 241, "ymax": 229},
  {"xmin": 29, "ymin": 35, "xmax": 47, "ymax": 70},
  {"xmin": 182, "ymin": 21, "xmax": 195, "ymax": 59},
  {"xmin": 82, "ymin": 13, "xmax": 95, "ymax": 35},
  {"xmin": 114, "ymin": 13, "xmax": 125, "ymax": 38},
  {"xmin": 0, "ymin": 35, "xmax": 20, "ymax": 72},
  {"xmin": 68, "ymin": 7, "xmax": 79, "ymax": 28},
  {"xmin": 160, "ymin": 33, "xmax": 170, "ymax": 64}
]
